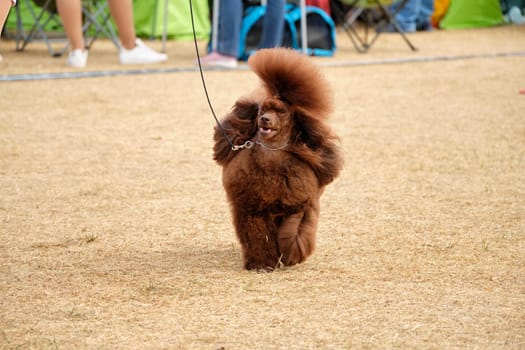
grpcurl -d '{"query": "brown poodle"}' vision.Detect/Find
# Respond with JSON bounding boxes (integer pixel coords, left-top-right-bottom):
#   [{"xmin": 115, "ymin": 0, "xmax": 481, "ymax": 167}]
[{"xmin": 213, "ymin": 48, "xmax": 343, "ymax": 271}]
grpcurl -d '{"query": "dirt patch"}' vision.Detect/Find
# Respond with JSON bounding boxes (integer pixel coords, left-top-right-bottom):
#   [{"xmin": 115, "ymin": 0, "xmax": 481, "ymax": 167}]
[{"xmin": 1, "ymin": 25, "xmax": 524, "ymax": 348}]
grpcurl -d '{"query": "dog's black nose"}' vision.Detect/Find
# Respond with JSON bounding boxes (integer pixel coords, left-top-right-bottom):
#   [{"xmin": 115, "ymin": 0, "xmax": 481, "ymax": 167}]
[{"xmin": 260, "ymin": 115, "xmax": 270, "ymax": 123}]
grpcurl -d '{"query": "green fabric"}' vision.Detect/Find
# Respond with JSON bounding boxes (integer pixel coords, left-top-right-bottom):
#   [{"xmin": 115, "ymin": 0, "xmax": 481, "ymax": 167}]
[
  {"xmin": 133, "ymin": 0, "xmax": 210, "ymax": 40},
  {"xmin": 6, "ymin": 0, "xmax": 63, "ymax": 33},
  {"xmin": 5, "ymin": 1, "xmax": 113, "ymax": 36},
  {"xmin": 5, "ymin": 0, "xmax": 211, "ymax": 41},
  {"xmin": 440, "ymin": 0, "xmax": 504, "ymax": 29}
]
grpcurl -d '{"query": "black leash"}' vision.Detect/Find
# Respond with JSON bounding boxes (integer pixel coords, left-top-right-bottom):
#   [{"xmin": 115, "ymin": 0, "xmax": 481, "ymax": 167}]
[{"xmin": 188, "ymin": 0, "xmax": 238, "ymax": 150}]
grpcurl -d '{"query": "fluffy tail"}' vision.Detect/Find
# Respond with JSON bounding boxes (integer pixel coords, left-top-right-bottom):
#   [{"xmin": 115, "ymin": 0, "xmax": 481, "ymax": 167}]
[{"xmin": 248, "ymin": 48, "xmax": 332, "ymax": 119}]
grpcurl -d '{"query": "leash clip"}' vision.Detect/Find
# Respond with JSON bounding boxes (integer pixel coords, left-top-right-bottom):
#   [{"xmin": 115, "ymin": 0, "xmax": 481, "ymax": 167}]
[{"xmin": 231, "ymin": 140, "xmax": 254, "ymax": 151}]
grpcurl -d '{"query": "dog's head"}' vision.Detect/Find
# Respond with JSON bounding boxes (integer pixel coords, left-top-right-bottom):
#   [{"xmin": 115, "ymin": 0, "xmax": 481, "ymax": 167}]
[
  {"xmin": 256, "ymin": 97, "xmax": 293, "ymax": 148},
  {"xmin": 215, "ymin": 48, "xmax": 342, "ymax": 185}
]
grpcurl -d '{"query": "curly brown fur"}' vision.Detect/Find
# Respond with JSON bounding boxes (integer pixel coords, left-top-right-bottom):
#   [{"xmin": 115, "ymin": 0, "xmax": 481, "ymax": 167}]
[{"xmin": 213, "ymin": 48, "xmax": 343, "ymax": 271}]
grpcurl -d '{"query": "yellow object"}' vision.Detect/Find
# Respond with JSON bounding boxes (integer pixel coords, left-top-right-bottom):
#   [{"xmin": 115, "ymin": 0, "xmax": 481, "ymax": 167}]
[{"xmin": 432, "ymin": 0, "xmax": 450, "ymax": 27}]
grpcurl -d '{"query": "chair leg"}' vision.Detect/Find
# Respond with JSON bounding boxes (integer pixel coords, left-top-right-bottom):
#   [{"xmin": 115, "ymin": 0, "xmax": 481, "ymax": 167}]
[
  {"xmin": 330, "ymin": 0, "xmax": 417, "ymax": 53},
  {"xmin": 83, "ymin": 1, "xmax": 120, "ymax": 50},
  {"xmin": 15, "ymin": 2, "xmax": 25, "ymax": 51},
  {"xmin": 374, "ymin": 0, "xmax": 417, "ymax": 51},
  {"xmin": 16, "ymin": 0, "xmax": 68, "ymax": 57},
  {"xmin": 161, "ymin": 0, "xmax": 169, "ymax": 53},
  {"xmin": 330, "ymin": 0, "xmax": 368, "ymax": 53}
]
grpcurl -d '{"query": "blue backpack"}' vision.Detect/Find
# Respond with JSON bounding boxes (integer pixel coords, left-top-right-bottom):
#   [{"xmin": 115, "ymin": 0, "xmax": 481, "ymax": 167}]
[{"xmin": 239, "ymin": 4, "xmax": 336, "ymax": 60}]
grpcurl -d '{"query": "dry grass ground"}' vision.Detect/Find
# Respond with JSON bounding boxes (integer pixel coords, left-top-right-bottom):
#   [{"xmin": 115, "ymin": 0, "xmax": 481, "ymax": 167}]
[{"xmin": 1, "ymin": 24, "xmax": 524, "ymax": 349}]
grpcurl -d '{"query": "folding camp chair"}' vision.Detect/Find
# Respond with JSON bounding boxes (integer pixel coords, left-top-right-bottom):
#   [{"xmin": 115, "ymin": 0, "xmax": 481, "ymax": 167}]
[
  {"xmin": 15, "ymin": 0, "xmax": 120, "ymax": 57},
  {"xmin": 15, "ymin": 0, "xmax": 68, "ymax": 56},
  {"xmin": 332, "ymin": 0, "xmax": 417, "ymax": 53}
]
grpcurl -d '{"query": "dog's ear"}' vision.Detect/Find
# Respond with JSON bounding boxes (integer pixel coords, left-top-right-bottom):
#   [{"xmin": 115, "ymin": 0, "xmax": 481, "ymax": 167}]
[
  {"xmin": 291, "ymin": 109, "xmax": 343, "ymax": 186},
  {"xmin": 231, "ymin": 98, "xmax": 259, "ymax": 120},
  {"xmin": 213, "ymin": 98, "xmax": 259, "ymax": 165}
]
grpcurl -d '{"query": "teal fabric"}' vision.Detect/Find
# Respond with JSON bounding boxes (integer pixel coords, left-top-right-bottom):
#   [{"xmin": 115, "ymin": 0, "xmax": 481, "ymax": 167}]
[{"xmin": 500, "ymin": 0, "xmax": 525, "ymax": 12}]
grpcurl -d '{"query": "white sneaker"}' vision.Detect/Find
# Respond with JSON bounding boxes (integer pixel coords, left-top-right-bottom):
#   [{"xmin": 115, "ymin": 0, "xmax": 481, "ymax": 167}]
[
  {"xmin": 67, "ymin": 49, "xmax": 88, "ymax": 68},
  {"xmin": 119, "ymin": 39, "xmax": 167, "ymax": 65}
]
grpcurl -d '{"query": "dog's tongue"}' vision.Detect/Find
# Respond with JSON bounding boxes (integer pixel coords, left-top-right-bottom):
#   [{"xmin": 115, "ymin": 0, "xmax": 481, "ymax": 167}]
[{"xmin": 260, "ymin": 127, "xmax": 272, "ymax": 134}]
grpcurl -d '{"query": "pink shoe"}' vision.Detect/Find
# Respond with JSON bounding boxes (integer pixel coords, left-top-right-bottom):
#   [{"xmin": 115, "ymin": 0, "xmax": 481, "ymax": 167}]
[{"xmin": 198, "ymin": 51, "xmax": 238, "ymax": 69}]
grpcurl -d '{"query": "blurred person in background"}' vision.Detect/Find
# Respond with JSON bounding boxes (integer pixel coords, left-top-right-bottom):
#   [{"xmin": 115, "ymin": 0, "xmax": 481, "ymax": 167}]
[
  {"xmin": 199, "ymin": 0, "xmax": 286, "ymax": 68},
  {"xmin": 382, "ymin": 0, "xmax": 434, "ymax": 32},
  {"xmin": 56, "ymin": 0, "xmax": 167, "ymax": 68},
  {"xmin": 0, "ymin": 0, "xmax": 16, "ymax": 62}
]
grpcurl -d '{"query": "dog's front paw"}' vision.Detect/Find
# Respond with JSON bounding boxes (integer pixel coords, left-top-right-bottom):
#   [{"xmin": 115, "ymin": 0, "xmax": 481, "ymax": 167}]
[
  {"xmin": 245, "ymin": 261, "xmax": 273, "ymax": 272},
  {"xmin": 244, "ymin": 255, "xmax": 283, "ymax": 272}
]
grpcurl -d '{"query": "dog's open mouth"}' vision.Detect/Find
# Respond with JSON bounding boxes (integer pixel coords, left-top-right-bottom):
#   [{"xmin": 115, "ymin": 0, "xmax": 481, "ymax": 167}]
[
  {"xmin": 259, "ymin": 127, "xmax": 273, "ymax": 134},
  {"xmin": 258, "ymin": 126, "xmax": 278, "ymax": 139}
]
